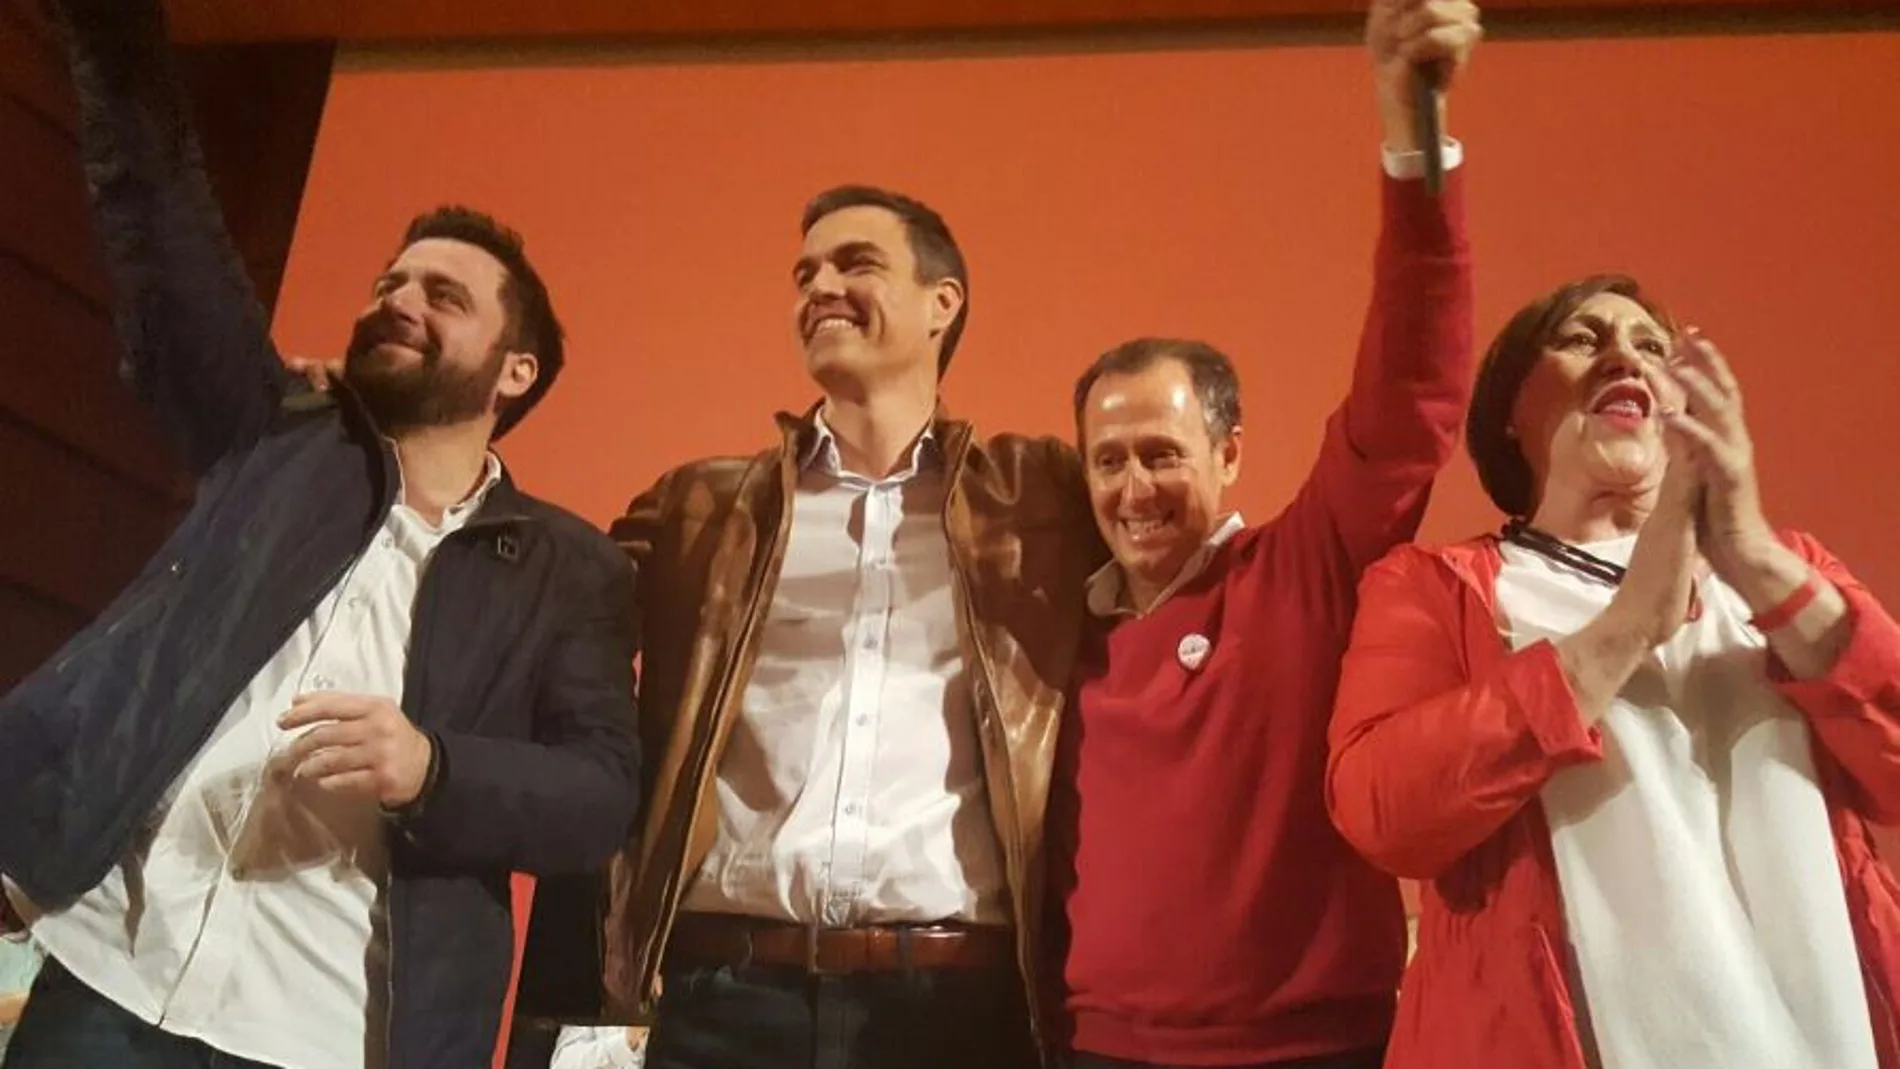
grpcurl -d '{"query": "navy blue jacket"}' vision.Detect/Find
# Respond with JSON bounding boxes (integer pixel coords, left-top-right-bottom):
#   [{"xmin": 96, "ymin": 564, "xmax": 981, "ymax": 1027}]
[{"xmin": 0, "ymin": 3, "xmax": 641, "ymax": 1066}]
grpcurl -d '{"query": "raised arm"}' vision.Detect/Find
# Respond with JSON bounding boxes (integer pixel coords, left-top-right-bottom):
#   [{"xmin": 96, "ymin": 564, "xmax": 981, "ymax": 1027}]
[
  {"xmin": 50, "ymin": 0, "xmax": 288, "ymax": 474},
  {"xmin": 1274, "ymin": 0, "xmax": 1481, "ymax": 577}
]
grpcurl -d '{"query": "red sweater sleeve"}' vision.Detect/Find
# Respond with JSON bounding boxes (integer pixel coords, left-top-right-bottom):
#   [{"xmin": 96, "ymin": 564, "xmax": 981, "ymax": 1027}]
[
  {"xmin": 1325, "ymin": 546, "xmax": 1604, "ymax": 879},
  {"xmin": 1770, "ymin": 530, "xmax": 1900, "ymax": 822},
  {"xmin": 1271, "ymin": 169, "xmax": 1475, "ymax": 581}
]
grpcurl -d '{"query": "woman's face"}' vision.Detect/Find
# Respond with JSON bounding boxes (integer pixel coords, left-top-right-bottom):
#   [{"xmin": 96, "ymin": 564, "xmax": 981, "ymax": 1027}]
[{"xmin": 1512, "ymin": 292, "xmax": 1683, "ymax": 509}]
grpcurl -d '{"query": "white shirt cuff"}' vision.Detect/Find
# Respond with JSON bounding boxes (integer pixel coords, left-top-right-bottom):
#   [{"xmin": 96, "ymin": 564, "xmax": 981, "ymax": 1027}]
[
  {"xmin": 1382, "ymin": 138, "xmax": 1465, "ymax": 180},
  {"xmin": 551, "ymin": 1025, "xmax": 646, "ymax": 1069}
]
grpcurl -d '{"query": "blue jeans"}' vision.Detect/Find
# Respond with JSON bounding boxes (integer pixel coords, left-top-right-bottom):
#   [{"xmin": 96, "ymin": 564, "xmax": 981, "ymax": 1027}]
[
  {"xmin": 2, "ymin": 957, "xmax": 277, "ymax": 1069},
  {"xmin": 645, "ymin": 963, "xmax": 1038, "ymax": 1069}
]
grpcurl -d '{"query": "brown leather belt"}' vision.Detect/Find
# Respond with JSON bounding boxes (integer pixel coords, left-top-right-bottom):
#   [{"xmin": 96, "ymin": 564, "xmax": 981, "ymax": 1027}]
[{"xmin": 667, "ymin": 912, "xmax": 1015, "ymax": 975}]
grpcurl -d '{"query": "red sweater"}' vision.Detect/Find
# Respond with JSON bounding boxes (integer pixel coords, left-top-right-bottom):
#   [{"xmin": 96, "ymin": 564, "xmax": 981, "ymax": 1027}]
[{"xmin": 1046, "ymin": 171, "xmax": 1474, "ymax": 1065}]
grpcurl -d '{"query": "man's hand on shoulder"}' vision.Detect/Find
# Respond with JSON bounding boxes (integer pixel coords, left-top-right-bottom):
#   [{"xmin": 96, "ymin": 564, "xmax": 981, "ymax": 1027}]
[{"xmin": 283, "ymin": 357, "xmax": 337, "ymax": 393}]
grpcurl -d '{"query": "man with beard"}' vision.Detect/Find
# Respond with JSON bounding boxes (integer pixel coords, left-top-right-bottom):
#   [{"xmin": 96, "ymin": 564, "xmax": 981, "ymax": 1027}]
[{"xmin": 0, "ymin": 2, "xmax": 641, "ymax": 1068}]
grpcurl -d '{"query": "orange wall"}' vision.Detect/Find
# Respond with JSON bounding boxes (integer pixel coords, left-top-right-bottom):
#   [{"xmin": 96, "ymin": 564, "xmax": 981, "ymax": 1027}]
[{"xmin": 274, "ymin": 31, "xmax": 1900, "ymax": 597}]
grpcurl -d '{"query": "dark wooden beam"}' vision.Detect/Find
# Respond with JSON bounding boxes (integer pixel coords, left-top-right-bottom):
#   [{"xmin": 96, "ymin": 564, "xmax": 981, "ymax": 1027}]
[{"xmin": 161, "ymin": 0, "xmax": 1900, "ymax": 45}]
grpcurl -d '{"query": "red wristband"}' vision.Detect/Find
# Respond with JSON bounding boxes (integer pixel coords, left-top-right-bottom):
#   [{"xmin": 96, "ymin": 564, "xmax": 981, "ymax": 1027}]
[{"xmin": 1751, "ymin": 572, "xmax": 1821, "ymax": 633}]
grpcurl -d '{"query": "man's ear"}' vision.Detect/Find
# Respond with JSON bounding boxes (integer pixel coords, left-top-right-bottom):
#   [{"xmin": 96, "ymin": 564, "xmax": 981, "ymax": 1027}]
[
  {"xmin": 497, "ymin": 351, "xmax": 540, "ymax": 403},
  {"xmin": 928, "ymin": 276, "xmax": 965, "ymax": 339},
  {"xmin": 1219, "ymin": 425, "xmax": 1244, "ymax": 487}
]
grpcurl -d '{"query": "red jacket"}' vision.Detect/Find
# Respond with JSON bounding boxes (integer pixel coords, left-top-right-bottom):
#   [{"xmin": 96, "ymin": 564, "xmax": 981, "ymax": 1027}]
[{"xmin": 1326, "ymin": 531, "xmax": 1900, "ymax": 1069}]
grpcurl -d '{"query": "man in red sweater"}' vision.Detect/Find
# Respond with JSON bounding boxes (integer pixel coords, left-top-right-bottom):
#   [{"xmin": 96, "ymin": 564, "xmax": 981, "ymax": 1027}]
[{"xmin": 1044, "ymin": 2, "xmax": 1482, "ymax": 1066}]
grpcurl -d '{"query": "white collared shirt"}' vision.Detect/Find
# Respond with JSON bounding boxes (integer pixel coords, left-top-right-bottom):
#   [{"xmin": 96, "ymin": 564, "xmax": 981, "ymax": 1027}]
[
  {"xmin": 679, "ymin": 414, "xmax": 1007, "ymax": 927},
  {"xmin": 12, "ymin": 452, "xmax": 503, "ymax": 1069},
  {"xmin": 1087, "ymin": 513, "xmax": 1246, "ymax": 619}
]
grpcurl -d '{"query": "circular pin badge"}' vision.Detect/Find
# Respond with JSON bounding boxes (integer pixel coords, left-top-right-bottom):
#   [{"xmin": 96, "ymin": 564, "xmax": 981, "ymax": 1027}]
[{"xmin": 1177, "ymin": 633, "xmax": 1211, "ymax": 671}]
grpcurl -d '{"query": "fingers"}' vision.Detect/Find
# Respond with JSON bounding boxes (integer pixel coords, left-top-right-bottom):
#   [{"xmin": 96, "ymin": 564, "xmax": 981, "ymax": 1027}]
[
  {"xmin": 1661, "ymin": 409, "xmax": 1748, "ymax": 491},
  {"xmin": 283, "ymin": 719, "xmax": 372, "ymax": 767},
  {"xmin": 282, "ymin": 356, "xmax": 336, "ymax": 392},
  {"xmin": 1674, "ymin": 328, "xmax": 1743, "ymax": 402},
  {"xmin": 1398, "ymin": 26, "xmax": 1482, "ymax": 72},
  {"xmin": 1670, "ymin": 362, "xmax": 1722, "ymax": 414},
  {"xmin": 1393, "ymin": 0, "xmax": 1483, "ymax": 69},
  {"xmin": 290, "ymin": 741, "xmax": 378, "ymax": 785},
  {"xmin": 279, "ymin": 692, "xmax": 376, "ymax": 730},
  {"xmin": 1662, "ymin": 409, "xmax": 1722, "ymax": 456},
  {"xmin": 308, "ymin": 770, "xmax": 381, "ymax": 797},
  {"xmin": 1668, "ymin": 343, "xmax": 1745, "ymax": 440}
]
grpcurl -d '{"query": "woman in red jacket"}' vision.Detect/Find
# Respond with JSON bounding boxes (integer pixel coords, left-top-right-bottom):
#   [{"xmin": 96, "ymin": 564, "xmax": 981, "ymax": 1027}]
[{"xmin": 1326, "ymin": 273, "xmax": 1900, "ymax": 1069}]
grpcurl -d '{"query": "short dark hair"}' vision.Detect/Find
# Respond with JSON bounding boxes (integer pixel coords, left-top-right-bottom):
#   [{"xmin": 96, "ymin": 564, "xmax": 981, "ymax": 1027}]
[
  {"xmin": 1071, "ymin": 337, "xmax": 1242, "ymax": 442},
  {"xmin": 399, "ymin": 205, "xmax": 564, "ymax": 438},
  {"xmin": 1467, "ymin": 273, "xmax": 1673, "ymax": 517},
  {"xmin": 800, "ymin": 186, "xmax": 968, "ymax": 378}
]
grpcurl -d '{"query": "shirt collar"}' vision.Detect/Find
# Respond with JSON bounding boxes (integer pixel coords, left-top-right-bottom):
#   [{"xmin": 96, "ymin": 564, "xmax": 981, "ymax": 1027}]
[
  {"xmin": 800, "ymin": 410, "xmax": 940, "ymax": 482},
  {"xmin": 449, "ymin": 452, "xmax": 506, "ymax": 520},
  {"xmin": 1087, "ymin": 511, "xmax": 1246, "ymax": 618},
  {"xmin": 389, "ymin": 444, "xmax": 505, "ymax": 525}
]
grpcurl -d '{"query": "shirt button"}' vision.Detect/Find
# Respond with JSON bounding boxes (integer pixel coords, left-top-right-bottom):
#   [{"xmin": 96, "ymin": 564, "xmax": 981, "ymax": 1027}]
[
  {"xmin": 843, "ymin": 802, "xmax": 860, "ymax": 817},
  {"xmin": 855, "ymin": 716, "xmax": 870, "ymax": 727},
  {"xmin": 381, "ymin": 534, "xmax": 396, "ymax": 550},
  {"xmin": 312, "ymin": 674, "xmax": 337, "ymax": 690},
  {"xmin": 861, "ymin": 634, "xmax": 878, "ymax": 651},
  {"xmin": 347, "ymin": 595, "xmax": 366, "ymax": 611}
]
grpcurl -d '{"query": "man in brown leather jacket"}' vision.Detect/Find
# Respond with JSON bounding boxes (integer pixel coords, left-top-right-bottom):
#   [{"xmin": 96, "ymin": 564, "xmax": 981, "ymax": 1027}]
[{"xmin": 593, "ymin": 186, "xmax": 1099, "ymax": 1069}]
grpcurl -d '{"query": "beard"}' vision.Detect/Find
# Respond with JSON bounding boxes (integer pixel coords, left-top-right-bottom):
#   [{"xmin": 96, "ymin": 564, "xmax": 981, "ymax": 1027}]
[{"xmin": 343, "ymin": 314, "xmax": 506, "ymax": 433}]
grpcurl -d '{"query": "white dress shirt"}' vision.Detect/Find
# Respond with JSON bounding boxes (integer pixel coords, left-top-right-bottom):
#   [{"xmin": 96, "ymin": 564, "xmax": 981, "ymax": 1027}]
[
  {"xmin": 680, "ymin": 414, "xmax": 1007, "ymax": 927},
  {"xmin": 1497, "ymin": 535, "xmax": 1876, "ymax": 1069},
  {"xmin": 10, "ymin": 452, "xmax": 502, "ymax": 1069}
]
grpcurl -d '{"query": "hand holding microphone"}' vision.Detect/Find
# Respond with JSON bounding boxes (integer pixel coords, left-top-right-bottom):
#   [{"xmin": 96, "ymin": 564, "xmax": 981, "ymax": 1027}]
[{"xmin": 1367, "ymin": 0, "xmax": 1483, "ymax": 194}]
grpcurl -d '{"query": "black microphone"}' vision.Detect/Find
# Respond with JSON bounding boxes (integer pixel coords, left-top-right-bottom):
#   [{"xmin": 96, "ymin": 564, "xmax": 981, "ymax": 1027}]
[{"xmin": 1414, "ymin": 61, "xmax": 1446, "ymax": 195}]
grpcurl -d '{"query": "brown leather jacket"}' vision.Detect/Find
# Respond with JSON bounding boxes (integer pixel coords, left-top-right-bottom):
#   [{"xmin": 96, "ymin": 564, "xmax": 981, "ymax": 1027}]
[{"xmin": 596, "ymin": 407, "xmax": 1101, "ymax": 1047}]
